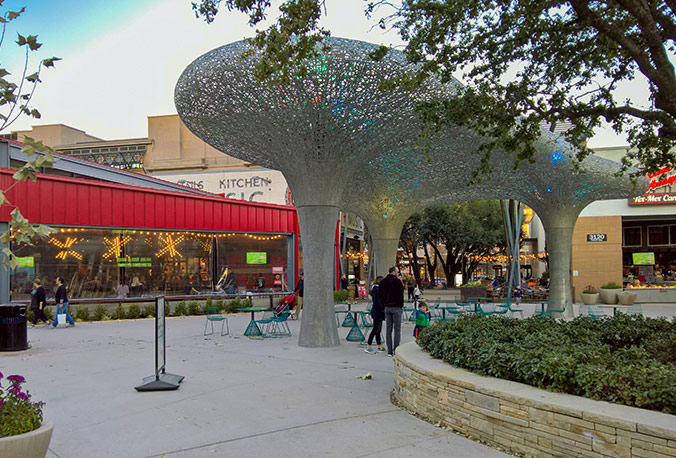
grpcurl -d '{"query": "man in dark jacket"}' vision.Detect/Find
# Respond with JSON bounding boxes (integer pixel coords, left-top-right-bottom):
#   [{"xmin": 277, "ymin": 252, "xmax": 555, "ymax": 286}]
[
  {"xmin": 30, "ymin": 278, "xmax": 49, "ymax": 327},
  {"xmin": 378, "ymin": 266, "xmax": 404, "ymax": 356},
  {"xmin": 294, "ymin": 272, "xmax": 304, "ymax": 319}
]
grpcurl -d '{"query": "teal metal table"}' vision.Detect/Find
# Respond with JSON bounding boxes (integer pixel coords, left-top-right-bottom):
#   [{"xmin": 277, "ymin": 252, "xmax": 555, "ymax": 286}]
[
  {"xmin": 346, "ymin": 310, "xmax": 368, "ymax": 342},
  {"xmin": 238, "ymin": 307, "xmax": 272, "ymax": 338}
]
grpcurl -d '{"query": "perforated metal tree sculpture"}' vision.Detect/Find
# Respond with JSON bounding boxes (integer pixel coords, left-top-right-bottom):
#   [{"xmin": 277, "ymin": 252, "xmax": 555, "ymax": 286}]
[
  {"xmin": 175, "ymin": 38, "xmax": 450, "ymax": 347},
  {"xmin": 342, "ymin": 129, "xmax": 639, "ymax": 317}
]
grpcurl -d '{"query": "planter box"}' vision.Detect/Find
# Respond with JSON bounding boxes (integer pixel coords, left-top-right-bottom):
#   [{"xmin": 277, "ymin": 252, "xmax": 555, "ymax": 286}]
[
  {"xmin": 460, "ymin": 287, "xmax": 487, "ymax": 302},
  {"xmin": 0, "ymin": 420, "xmax": 53, "ymax": 458},
  {"xmin": 617, "ymin": 292, "xmax": 637, "ymax": 305},
  {"xmin": 580, "ymin": 292, "xmax": 599, "ymax": 305},
  {"xmin": 599, "ymin": 288, "xmax": 620, "ymax": 304}
]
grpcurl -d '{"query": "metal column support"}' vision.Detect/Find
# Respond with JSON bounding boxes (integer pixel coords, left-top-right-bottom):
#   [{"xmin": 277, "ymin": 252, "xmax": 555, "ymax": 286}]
[{"xmin": 502, "ymin": 200, "xmax": 524, "ymax": 302}]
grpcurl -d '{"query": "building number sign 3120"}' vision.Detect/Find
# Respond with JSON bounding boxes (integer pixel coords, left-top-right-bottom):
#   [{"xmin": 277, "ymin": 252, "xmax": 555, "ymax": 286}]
[{"xmin": 587, "ymin": 233, "xmax": 607, "ymax": 242}]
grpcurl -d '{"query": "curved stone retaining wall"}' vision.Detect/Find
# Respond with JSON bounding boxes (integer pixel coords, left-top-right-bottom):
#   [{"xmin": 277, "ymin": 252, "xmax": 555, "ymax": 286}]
[{"xmin": 394, "ymin": 342, "xmax": 676, "ymax": 458}]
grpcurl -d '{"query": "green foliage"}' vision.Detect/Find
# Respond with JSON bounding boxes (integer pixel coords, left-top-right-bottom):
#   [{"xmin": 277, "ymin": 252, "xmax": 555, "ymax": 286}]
[
  {"xmin": 224, "ymin": 297, "xmax": 243, "ymax": 313},
  {"xmin": 26, "ymin": 309, "xmax": 33, "ymax": 323},
  {"xmin": 333, "ymin": 290, "xmax": 348, "ymax": 302},
  {"xmin": 214, "ymin": 299, "xmax": 225, "ymax": 311},
  {"xmin": 194, "ymin": 0, "xmax": 676, "ymax": 176},
  {"xmin": 110, "ymin": 304, "xmax": 126, "ymax": 320},
  {"xmin": 93, "ymin": 305, "xmax": 108, "ymax": 321},
  {"xmin": 0, "ymin": 373, "xmax": 44, "ymax": 437},
  {"xmin": 418, "ymin": 314, "xmax": 676, "ymax": 414},
  {"xmin": 74, "ymin": 306, "xmax": 89, "ymax": 322},
  {"xmin": 460, "ymin": 280, "xmax": 484, "ymax": 288},
  {"xmin": 142, "ymin": 304, "xmax": 155, "ymax": 318},
  {"xmin": 187, "ymin": 300, "xmax": 201, "ymax": 315},
  {"xmin": 601, "ymin": 282, "xmax": 622, "ymax": 289},
  {"xmin": 174, "ymin": 301, "xmax": 188, "ymax": 316},
  {"xmin": 126, "ymin": 304, "xmax": 141, "ymax": 319},
  {"xmin": 582, "ymin": 285, "xmax": 598, "ymax": 294},
  {"xmin": 42, "ymin": 306, "xmax": 52, "ymax": 321}
]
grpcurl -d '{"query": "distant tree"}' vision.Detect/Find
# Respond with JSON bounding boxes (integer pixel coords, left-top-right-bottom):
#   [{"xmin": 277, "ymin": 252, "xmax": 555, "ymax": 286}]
[
  {"xmin": 415, "ymin": 201, "xmax": 506, "ymax": 286},
  {"xmin": 0, "ymin": 5, "xmax": 60, "ymax": 267},
  {"xmin": 192, "ymin": 0, "xmax": 676, "ymax": 176}
]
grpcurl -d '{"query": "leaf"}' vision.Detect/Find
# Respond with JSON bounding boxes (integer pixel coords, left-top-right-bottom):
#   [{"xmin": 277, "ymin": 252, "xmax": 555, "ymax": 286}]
[
  {"xmin": 0, "ymin": 191, "xmax": 6, "ymax": 206},
  {"xmin": 0, "ymin": 69, "xmax": 8, "ymax": 78},
  {"xmin": 356, "ymin": 372, "xmax": 372, "ymax": 380},
  {"xmin": 16, "ymin": 33, "xmax": 26, "ymax": 46},
  {"xmin": 7, "ymin": 8, "xmax": 25, "ymax": 21},
  {"xmin": 42, "ymin": 57, "xmax": 61, "ymax": 68},
  {"xmin": 25, "ymin": 73, "xmax": 41, "ymax": 83},
  {"xmin": 26, "ymin": 35, "xmax": 42, "ymax": 51}
]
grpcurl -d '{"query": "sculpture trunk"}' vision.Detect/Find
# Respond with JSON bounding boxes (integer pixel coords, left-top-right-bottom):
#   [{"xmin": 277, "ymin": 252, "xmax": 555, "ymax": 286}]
[
  {"xmin": 296, "ymin": 205, "xmax": 341, "ymax": 348},
  {"xmin": 372, "ymin": 238, "xmax": 400, "ymax": 278},
  {"xmin": 540, "ymin": 209, "xmax": 580, "ymax": 320}
]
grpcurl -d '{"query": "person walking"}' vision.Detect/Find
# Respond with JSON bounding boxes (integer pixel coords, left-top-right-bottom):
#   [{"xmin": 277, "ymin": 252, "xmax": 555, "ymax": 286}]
[
  {"xmin": 364, "ymin": 276, "xmax": 386, "ymax": 354},
  {"xmin": 379, "ymin": 266, "xmax": 405, "ymax": 356},
  {"xmin": 294, "ymin": 271, "xmax": 304, "ymax": 319},
  {"xmin": 30, "ymin": 279, "xmax": 49, "ymax": 327},
  {"xmin": 406, "ymin": 275, "xmax": 416, "ymax": 301},
  {"xmin": 53, "ymin": 276, "xmax": 75, "ymax": 327}
]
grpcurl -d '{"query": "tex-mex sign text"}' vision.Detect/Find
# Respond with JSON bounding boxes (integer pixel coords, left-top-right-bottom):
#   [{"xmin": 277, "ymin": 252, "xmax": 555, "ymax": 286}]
[{"xmin": 629, "ymin": 166, "xmax": 676, "ymax": 206}]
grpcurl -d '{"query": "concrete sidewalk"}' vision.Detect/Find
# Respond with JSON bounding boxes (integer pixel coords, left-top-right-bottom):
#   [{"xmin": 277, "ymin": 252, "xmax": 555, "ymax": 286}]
[{"xmin": 3, "ymin": 313, "xmax": 510, "ymax": 458}]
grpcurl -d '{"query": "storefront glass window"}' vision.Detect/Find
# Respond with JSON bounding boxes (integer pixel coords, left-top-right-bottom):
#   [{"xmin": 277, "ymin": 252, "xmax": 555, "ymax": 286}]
[
  {"xmin": 648, "ymin": 225, "xmax": 669, "ymax": 246},
  {"xmin": 623, "ymin": 227, "xmax": 642, "ymax": 247},
  {"xmin": 10, "ymin": 228, "xmax": 289, "ymax": 300},
  {"xmin": 215, "ymin": 234, "xmax": 289, "ymax": 292}
]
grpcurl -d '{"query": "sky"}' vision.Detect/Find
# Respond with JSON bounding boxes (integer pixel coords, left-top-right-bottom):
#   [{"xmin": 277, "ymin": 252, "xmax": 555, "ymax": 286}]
[{"xmin": 0, "ymin": 0, "xmax": 645, "ymax": 147}]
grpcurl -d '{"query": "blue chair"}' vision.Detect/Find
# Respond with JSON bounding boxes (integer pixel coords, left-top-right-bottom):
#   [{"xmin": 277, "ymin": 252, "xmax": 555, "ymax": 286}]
[{"xmin": 204, "ymin": 307, "xmax": 229, "ymax": 336}]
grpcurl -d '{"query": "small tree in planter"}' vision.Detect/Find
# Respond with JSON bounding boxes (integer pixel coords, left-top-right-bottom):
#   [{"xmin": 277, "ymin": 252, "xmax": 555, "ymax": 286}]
[
  {"xmin": 580, "ymin": 285, "xmax": 599, "ymax": 305},
  {"xmin": 600, "ymin": 282, "xmax": 622, "ymax": 304}
]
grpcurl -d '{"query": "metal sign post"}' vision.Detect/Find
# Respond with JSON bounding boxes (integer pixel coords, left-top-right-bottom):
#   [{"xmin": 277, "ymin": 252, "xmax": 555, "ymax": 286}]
[{"xmin": 135, "ymin": 296, "xmax": 184, "ymax": 392}]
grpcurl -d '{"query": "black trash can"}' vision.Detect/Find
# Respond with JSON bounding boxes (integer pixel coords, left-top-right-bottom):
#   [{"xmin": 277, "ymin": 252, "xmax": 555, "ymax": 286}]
[{"xmin": 0, "ymin": 303, "xmax": 28, "ymax": 351}]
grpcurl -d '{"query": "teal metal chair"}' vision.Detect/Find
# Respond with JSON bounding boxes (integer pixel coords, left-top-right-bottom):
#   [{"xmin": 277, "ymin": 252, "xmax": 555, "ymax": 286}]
[
  {"xmin": 623, "ymin": 303, "xmax": 643, "ymax": 316},
  {"xmin": 204, "ymin": 306, "xmax": 229, "ymax": 336},
  {"xmin": 579, "ymin": 304, "xmax": 607, "ymax": 320},
  {"xmin": 255, "ymin": 308, "xmax": 276, "ymax": 335},
  {"xmin": 496, "ymin": 299, "xmax": 524, "ymax": 319},
  {"xmin": 534, "ymin": 301, "xmax": 568, "ymax": 318},
  {"xmin": 268, "ymin": 306, "xmax": 291, "ymax": 337}
]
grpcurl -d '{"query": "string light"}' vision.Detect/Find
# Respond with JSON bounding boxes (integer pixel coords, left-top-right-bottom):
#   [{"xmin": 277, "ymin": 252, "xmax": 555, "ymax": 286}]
[
  {"xmin": 156, "ymin": 234, "xmax": 185, "ymax": 258},
  {"xmin": 102, "ymin": 236, "xmax": 132, "ymax": 259},
  {"xmin": 49, "ymin": 236, "xmax": 83, "ymax": 260},
  {"xmin": 465, "ymin": 252, "xmax": 549, "ymax": 263}
]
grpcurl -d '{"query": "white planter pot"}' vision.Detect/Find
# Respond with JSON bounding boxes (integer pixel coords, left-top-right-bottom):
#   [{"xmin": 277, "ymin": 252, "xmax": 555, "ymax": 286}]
[
  {"xmin": 599, "ymin": 288, "xmax": 620, "ymax": 304},
  {"xmin": 0, "ymin": 420, "xmax": 53, "ymax": 458},
  {"xmin": 580, "ymin": 293, "xmax": 600, "ymax": 305},
  {"xmin": 617, "ymin": 292, "xmax": 637, "ymax": 305}
]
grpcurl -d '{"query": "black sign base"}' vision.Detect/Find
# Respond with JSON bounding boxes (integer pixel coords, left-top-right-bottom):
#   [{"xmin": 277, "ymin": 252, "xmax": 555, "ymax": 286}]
[{"xmin": 135, "ymin": 372, "xmax": 184, "ymax": 392}]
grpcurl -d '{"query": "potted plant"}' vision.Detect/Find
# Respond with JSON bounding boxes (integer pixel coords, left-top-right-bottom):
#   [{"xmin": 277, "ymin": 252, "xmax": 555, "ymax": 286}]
[
  {"xmin": 580, "ymin": 285, "xmax": 600, "ymax": 305},
  {"xmin": 599, "ymin": 282, "xmax": 622, "ymax": 304},
  {"xmin": 0, "ymin": 372, "xmax": 53, "ymax": 458},
  {"xmin": 460, "ymin": 280, "xmax": 488, "ymax": 302},
  {"xmin": 616, "ymin": 290, "xmax": 638, "ymax": 305}
]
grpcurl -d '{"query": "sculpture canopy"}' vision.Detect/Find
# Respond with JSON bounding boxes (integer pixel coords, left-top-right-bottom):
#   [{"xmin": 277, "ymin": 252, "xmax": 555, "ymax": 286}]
[{"xmin": 175, "ymin": 38, "xmax": 638, "ymax": 345}]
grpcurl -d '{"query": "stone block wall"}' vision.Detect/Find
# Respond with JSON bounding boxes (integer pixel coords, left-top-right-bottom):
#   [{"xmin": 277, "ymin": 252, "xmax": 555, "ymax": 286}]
[{"xmin": 394, "ymin": 342, "xmax": 676, "ymax": 458}]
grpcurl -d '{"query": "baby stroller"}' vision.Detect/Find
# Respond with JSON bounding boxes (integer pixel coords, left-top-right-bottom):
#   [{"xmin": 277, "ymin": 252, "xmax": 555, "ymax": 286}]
[{"xmin": 276, "ymin": 294, "xmax": 297, "ymax": 320}]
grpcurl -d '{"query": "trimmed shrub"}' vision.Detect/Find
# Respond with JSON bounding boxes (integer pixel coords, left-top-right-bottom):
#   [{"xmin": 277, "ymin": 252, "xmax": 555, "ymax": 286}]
[
  {"xmin": 110, "ymin": 304, "xmax": 126, "ymax": 320},
  {"xmin": 127, "ymin": 304, "xmax": 141, "ymax": 319},
  {"xmin": 214, "ymin": 299, "xmax": 224, "ymax": 311},
  {"xmin": 142, "ymin": 304, "xmax": 155, "ymax": 318},
  {"xmin": 74, "ymin": 306, "xmax": 89, "ymax": 322},
  {"xmin": 333, "ymin": 290, "xmax": 348, "ymax": 302},
  {"xmin": 418, "ymin": 314, "xmax": 676, "ymax": 414},
  {"xmin": 224, "ymin": 297, "xmax": 242, "ymax": 313},
  {"xmin": 93, "ymin": 305, "xmax": 108, "ymax": 321},
  {"xmin": 188, "ymin": 300, "xmax": 201, "ymax": 315},
  {"xmin": 173, "ymin": 301, "xmax": 188, "ymax": 316},
  {"xmin": 43, "ymin": 307, "xmax": 53, "ymax": 321},
  {"xmin": 26, "ymin": 309, "xmax": 34, "ymax": 323}
]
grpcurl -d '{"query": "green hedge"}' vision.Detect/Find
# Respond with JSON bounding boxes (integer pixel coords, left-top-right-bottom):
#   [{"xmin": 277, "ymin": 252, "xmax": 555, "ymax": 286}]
[{"xmin": 417, "ymin": 314, "xmax": 676, "ymax": 414}]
